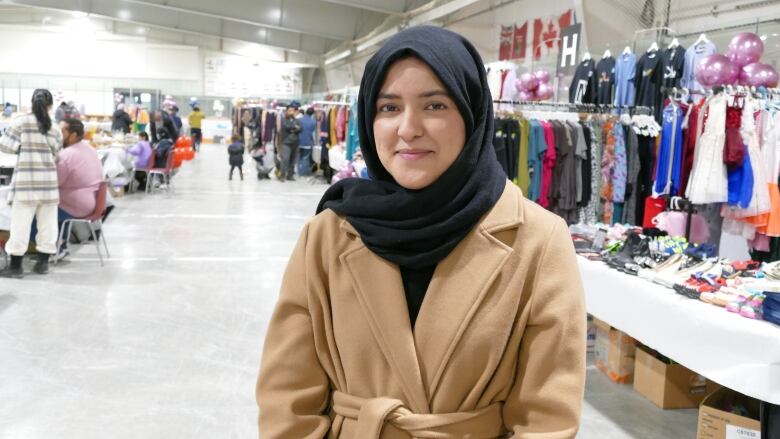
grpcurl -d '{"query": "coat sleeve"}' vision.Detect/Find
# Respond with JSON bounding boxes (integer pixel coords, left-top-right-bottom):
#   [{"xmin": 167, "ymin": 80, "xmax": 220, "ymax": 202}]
[
  {"xmin": 503, "ymin": 218, "xmax": 587, "ymax": 439},
  {"xmin": 0, "ymin": 117, "xmax": 22, "ymax": 154},
  {"xmin": 256, "ymin": 224, "xmax": 331, "ymax": 438}
]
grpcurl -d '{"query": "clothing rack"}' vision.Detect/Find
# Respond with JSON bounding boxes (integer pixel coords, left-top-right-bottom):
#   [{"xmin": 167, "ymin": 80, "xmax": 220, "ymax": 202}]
[
  {"xmin": 311, "ymin": 100, "xmax": 351, "ymax": 107},
  {"xmin": 494, "ymin": 100, "xmax": 653, "ymax": 115}
]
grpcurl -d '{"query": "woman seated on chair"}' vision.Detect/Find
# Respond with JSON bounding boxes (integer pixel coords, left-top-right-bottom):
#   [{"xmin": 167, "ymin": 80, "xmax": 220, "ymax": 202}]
[{"xmin": 154, "ymin": 128, "xmax": 174, "ymax": 168}]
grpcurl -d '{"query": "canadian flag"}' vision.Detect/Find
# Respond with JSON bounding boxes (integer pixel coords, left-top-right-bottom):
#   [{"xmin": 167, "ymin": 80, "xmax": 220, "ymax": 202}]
[
  {"xmin": 532, "ymin": 9, "xmax": 573, "ymax": 60},
  {"xmin": 499, "ymin": 25, "xmax": 513, "ymax": 61}
]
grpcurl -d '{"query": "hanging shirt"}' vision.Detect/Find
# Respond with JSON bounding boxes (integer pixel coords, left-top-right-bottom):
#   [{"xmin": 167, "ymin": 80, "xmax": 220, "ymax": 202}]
[
  {"xmin": 527, "ymin": 120, "xmax": 545, "ymax": 201},
  {"xmin": 596, "ymin": 56, "xmax": 616, "ymax": 105},
  {"xmin": 660, "ymin": 45, "xmax": 686, "ymax": 90},
  {"xmin": 539, "ymin": 121, "xmax": 557, "ymax": 208},
  {"xmin": 682, "ymin": 41, "xmax": 717, "ymax": 91},
  {"xmin": 345, "ymin": 105, "xmax": 360, "ymax": 160},
  {"xmin": 614, "ymin": 52, "xmax": 637, "ymax": 108},
  {"xmin": 612, "ymin": 123, "xmax": 628, "ymax": 203},
  {"xmin": 569, "ymin": 59, "xmax": 597, "ymax": 104},
  {"xmin": 516, "ymin": 118, "xmax": 531, "ymax": 193},
  {"xmin": 635, "ymin": 50, "xmax": 662, "ymax": 111}
]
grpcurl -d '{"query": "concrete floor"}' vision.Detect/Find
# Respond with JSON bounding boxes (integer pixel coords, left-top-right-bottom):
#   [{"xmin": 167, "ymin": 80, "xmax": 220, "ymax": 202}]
[{"xmin": 0, "ymin": 143, "xmax": 698, "ymax": 438}]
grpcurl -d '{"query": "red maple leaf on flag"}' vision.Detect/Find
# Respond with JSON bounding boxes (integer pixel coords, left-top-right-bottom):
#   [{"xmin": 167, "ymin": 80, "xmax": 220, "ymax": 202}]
[{"xmin": 542, "ymin": 22, "xmax": 557, "ymax": 48}]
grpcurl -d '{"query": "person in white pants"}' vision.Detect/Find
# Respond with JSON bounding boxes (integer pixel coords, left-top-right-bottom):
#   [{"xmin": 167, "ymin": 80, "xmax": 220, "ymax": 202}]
[{"xmin": 0, "ymin": 89, "xmax": 63, "ymax": 278}]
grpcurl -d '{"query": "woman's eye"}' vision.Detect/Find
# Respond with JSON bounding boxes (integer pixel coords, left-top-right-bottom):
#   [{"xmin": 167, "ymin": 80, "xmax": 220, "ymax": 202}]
[
  {"xmin": 378, "ymin": 104, "xmax": 399, "ymax": 112},
  {"xmin": 426, "ymin": 103, "xmax": 447, "ymax": 110}
]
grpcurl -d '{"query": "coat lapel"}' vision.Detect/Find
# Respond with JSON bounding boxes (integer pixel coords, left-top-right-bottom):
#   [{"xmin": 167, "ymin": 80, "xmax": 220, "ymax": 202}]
[
  {"xmin": 340, "ymin": 241, "xmax": 430, "ymax": 414},
  {"xmin": 414, "ymin": 181, "xmax": 524, "ymax": 400}
]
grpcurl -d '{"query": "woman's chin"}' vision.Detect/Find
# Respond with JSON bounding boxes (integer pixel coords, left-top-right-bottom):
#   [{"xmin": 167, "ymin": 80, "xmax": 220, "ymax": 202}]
[{"xmin": 393, "ymin": 173, "xmax": 437, "ymax": 191}]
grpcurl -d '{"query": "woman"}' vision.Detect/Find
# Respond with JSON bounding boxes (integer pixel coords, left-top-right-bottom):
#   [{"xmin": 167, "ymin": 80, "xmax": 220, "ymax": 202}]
[
  {"xmin": 0, "ymin": 89, "xmax": 63, "ymax": 278},
  {"xmin": 257, "ymin": 26, "xmax": 586, "ymax": 438},
  {"xmin": 111, "ymin": 103, "xmax": 133, "ymax": 134}
]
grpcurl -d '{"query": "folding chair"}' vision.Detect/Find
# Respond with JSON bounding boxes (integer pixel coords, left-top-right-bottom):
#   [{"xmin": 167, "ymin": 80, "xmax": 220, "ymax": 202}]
[
  {"xmin": 147, "ymin": 149, "xmax": 176, "ymax": 194},
  {"xmin": 56, "ymin": 182, "xmax": 111, "ymax": 266}
]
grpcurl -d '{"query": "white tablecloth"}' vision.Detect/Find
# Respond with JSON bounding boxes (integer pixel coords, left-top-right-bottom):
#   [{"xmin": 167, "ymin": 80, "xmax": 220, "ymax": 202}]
[
  {"xmin": 578, "ymin": 257, "xmax": 780, "ymax": 404},
  {"xmin": 97, "ymin": 147, "xmax": 133, "ymax": 179}
]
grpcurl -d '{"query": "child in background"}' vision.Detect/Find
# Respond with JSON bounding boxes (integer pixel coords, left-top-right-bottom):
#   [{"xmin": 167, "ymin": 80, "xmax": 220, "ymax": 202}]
[{"xmin": 228, "ymin": 135, "xmax": 245, "ymax": 180}]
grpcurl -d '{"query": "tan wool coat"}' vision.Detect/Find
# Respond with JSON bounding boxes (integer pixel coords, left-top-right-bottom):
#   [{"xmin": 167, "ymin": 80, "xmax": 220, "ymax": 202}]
[{"xmin": 257, "ymin": 181, "xmax": 587, "ymax": 438}]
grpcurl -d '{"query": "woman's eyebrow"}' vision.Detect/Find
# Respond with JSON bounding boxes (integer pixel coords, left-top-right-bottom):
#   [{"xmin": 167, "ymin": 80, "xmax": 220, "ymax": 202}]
[
  {"xmin": 418, "ymin": 90, "xmax": 449, "ymax": 98},
  {"xmin": 377, "ymin": 92, "xmax": 400, "ymax": 100}
]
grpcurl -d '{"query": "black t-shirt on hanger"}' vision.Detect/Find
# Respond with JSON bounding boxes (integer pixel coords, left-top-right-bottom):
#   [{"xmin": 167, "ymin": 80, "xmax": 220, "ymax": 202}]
[
  {"xmin": 596, "ymin": 56, "xmax": 616, "ymax": 105},
  {"xmin": 635, "ymin": 50, "xmax": 663, "ymax": 119},
  {"xmin": 569, "ymin": 59, "xmax": 597, "ymax": 104},
  {"xmin": 660, "ymin": 45, "xmax": 686, "ymax": 90}
]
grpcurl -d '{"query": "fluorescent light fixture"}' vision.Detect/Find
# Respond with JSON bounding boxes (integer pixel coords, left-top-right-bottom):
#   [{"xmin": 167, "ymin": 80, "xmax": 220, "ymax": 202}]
[
  {"xmin": 324, "ymin": 49, "xmax": 351, "ymax": 65},
  {"xmin": 72, "ymin": 10, "xmax": 87, "ymax": 18},
  {"xmin": 137, "ymin": 27, "xmax": 146, "ymax": 34},
  {"xmin": 118, "ymin": 9, "xmax": 131, "ymax": 20}
]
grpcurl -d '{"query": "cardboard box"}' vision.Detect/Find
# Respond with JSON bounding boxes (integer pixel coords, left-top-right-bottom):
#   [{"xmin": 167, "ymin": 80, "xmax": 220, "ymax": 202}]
[
  {"xmin": 593, "ymin": 317, "xmax": 636, "ymax": 384},
  {"xmin": 634, "ymin": 346, "xmax": 718, "ymax": 409},
  {"xmin": 697, "ymin": 387, "xmax": 761, "ymax": 439}
]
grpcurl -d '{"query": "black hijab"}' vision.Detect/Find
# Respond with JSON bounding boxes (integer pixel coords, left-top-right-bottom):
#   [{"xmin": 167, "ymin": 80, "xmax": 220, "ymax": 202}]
[{"xmin": 316, "ymin": 26, "xmax": 506, "ymax": 269}]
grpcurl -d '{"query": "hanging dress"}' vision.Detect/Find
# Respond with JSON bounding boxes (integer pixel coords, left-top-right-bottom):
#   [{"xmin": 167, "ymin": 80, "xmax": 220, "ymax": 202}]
[{"xmin": 686, "ymin": 94, "xmax": 729, "ymax": 204}]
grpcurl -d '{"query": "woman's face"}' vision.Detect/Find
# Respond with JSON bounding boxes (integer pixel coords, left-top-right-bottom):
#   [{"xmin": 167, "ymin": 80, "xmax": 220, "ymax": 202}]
[{"xmin": 374, "ymin": 57, "xmax": 465, "ymax": 190}]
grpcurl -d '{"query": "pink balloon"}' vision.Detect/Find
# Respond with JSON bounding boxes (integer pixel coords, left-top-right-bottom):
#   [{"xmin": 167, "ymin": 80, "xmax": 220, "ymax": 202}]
[
  {"xmin": 536, "ymin": 82, "xmax": 554, "ymax": 100},
  {"xmin": 515, "ymin": 78, "xmax": 525, "ymax": 92},
  {"xmin": 739, "ymin": 62, "xmax": 760, "ymax": 85},
  {"xmin": 695, "ymin": 54, "xmax": 736, "ymax": 87},
  {"xmin": 727, "ymin": 32, "xmax": 764, "ymax": 67},
  {"xmin": 764, "ymin": 65, "xmax": 779, "ymax": 87},
  {"xmin": 749, "ymin": 63, "xmax": 780, "ymax": 87},
  {"xmin": 518, "ymin": 90, "xmax": 535, "ymax": 101},
  {"xmin": 534, "ymin": 70, "xmax": 551, "ymax": 84},
  {"xmin": 721, "ymin": 59, "xmax": 740, "ymax": 85},
  {"xmin": 519, "ymin": 72, "xmax": 539, "ymax": 92}
]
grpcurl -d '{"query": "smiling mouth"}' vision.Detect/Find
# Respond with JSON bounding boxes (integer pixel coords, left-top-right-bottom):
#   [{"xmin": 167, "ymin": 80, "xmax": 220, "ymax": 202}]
[{"xmin": 396, "ymin": 150, "xmax": 432, "ymax": 161}]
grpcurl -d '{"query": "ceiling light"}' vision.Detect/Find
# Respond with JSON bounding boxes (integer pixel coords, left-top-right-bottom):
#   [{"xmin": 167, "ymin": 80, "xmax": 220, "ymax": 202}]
[
  {"xmin": 760, "ymin": 35, "xmax": 768, "ymax": 41},
  {"xmin": 258, "ymin": 29, "xmax": 266, "ymax": 37},
  {"xmin": 118, "ymin": 9, "xmax": 131, "ymax": 20},
  {"xmin": 137, "ymin": 27, "xmax": 146, "ymax": 34},
  {"xmin": 72, "ymin": 11, "xmax": 87, "ymax": 18},
  {"xmin": 42, "ymin": 16, "xmax": 52, "ymax": 24}
]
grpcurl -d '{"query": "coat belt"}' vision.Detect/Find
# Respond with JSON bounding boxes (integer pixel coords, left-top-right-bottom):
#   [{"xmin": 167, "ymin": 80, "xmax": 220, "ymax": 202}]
[{"xmin": 331, "ymin": 391, "xmax": 506, "ymax": 438}]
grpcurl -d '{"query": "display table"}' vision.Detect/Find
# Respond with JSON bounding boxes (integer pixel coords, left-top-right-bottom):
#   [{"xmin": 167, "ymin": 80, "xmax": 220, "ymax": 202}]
[{"xmin": 578, "ymin": 257, "xmax": 780, "ymax": 404}]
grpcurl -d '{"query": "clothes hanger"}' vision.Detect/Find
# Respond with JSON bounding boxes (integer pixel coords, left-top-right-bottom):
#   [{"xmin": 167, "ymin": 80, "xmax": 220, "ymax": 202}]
[
  {"xmin": 647, "ymin": 42, "xmax": 659, "ymax": 52},
  {"xmin": 603, "ymin": 49, "xmax": 612, "ymax": 58},
  {"xmin": 695, "ymin": 33, "xmax": 709, "ymax": 46},
  {"xmin": 623, "ymin": 46, "xmax": 632, "ymax": 55},
  {"xmin": 582, "ymin": 51, "xmax": 592, "ymax": 61},
  {"xmin": 668, "ymin": 38, "xmax": 680, "ymax": 49}
]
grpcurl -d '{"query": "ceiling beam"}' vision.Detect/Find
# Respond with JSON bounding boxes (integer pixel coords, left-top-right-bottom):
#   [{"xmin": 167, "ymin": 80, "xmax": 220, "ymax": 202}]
[{"xmin": 316, "ymin": 0, "xmax": 406, "ymax": 15}]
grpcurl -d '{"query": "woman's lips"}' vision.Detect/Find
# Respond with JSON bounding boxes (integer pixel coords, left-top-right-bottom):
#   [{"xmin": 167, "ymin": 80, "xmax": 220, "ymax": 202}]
[{"xmin": 397, "ymin": 150, "xmax": 432, "ymax": 161}]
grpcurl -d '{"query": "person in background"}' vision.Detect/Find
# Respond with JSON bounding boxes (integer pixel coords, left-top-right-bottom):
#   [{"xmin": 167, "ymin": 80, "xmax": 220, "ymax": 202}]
[
  {"xmin": 228, "ymin": 135, "xmax": 245, "ymax": 181},
  {"xmin": 170, "ymin": 106, "xmax": 182, "ymax": 139},
  {"xmin": 149, "ymin": 110, "xmax": 177, "ymax": 144},
  {"xmin": 297, "ymin": 107, "xmax": 317, "ymax": 177},
  {"xmin": 2, "ymin": 102, "xmax": 13, "ymax": 118},
  {"xmin": 0, "ymin": 89, "xmax": 63, "ymax": 278},
  {"xmin": 279, "ymin": 101, "xmax": 302, "ymax": 182},
  {"xmin": 188, "ymin": 106, "xmax": 205, "ymax": 151},
  {"xmin": 52, "ymin": 118, "xmax": 103, "ymax": 262},
  {"xmin": 154, "ymin": 128, "xmax": 174, "ymax": 168},
  {"xmin": 55, "ymin": 101, "xmax": 68, "ymax": 123},
  {"xmin": 112, "ymin": 104, "xmax": 133, "ymax": 134},
  {"xmin": 126, "ymin": 131, "xmax": 152, "ymax": 190}
]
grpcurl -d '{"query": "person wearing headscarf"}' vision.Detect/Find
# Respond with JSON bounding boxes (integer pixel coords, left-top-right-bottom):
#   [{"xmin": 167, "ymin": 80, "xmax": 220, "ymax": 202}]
[{"xmin": 257, "ymin": 26, "xmax": 586, "ymax": 438}]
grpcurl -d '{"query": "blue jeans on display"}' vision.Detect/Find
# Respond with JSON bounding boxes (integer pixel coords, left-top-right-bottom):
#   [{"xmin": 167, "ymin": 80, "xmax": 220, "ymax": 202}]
[
  {"xmin": 298, "ymin": 147, "xmax": 313, "ymax": 176},
  {"xmin": 31, "ymin": 208, "xmax": 75, "ymax": 251}
]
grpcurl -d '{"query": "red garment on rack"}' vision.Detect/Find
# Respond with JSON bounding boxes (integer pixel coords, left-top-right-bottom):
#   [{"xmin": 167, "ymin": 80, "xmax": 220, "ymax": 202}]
[
  {"xmin": 538, "ymin": 121, "xmax": 557, "ymax": 208},
  {"xmin": 723, "ymin": 105, "xmax": 745, "ymax": 169},
  {"xmin": 679, "ymin": 100, "xmax": 705, "ymax": 196}
]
